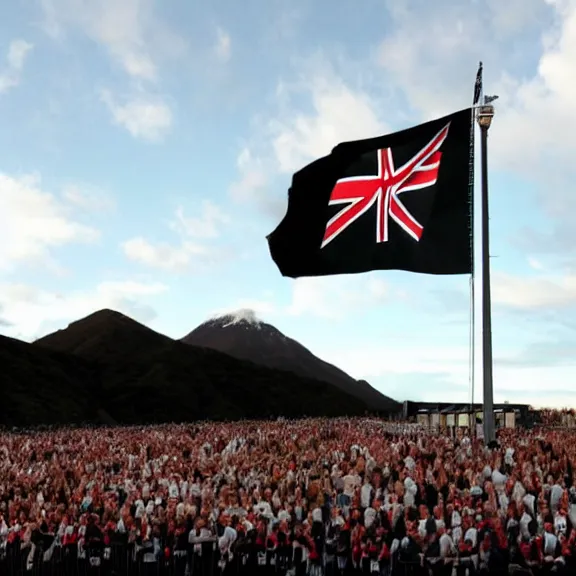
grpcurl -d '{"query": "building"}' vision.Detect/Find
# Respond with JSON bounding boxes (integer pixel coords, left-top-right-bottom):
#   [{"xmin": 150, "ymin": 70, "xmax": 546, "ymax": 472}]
[{"xmin": 402, "ymin": 401, "xmax": 535, "ymax": 430}]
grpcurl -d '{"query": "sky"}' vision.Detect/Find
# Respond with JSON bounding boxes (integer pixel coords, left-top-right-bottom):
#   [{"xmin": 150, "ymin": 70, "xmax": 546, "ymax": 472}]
[{"xmin": 1, "ymin": 0, "xmax": 576, "ymax": 408}]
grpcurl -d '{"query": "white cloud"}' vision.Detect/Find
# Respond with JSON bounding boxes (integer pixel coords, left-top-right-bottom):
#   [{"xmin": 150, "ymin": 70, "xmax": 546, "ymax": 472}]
[
  {"xmin": 376, "ymin": 0, "xmax": 550, "ymax": 120},
  {"xmin": 314, "ymin": 338, "xmax": 576, "ymax": 407},
  {"xmin": 0, "ymin": 280, "xmax": 167, "ymax": 340},
  {"xmin": 376, "ymin": 0, "xmax": 576, "ymax": 220},
  {"xmin": 229, "ymin": 147, "xmax": 276, "ymax": 213},
  {"xmin": 7, "ymin": 40, "xmax": 33, "ymax": 70},
  {"xmin": 229, "ymin": 148, "xmax": 267, "ymax": 202},
  {"xmin": 527, "ymin": 257, "xmax": 544, "ymax": 270},
  {"xmin": 430, "ymin": 270, "xmax": 576, "ymax": 312},
  {"xmin": 220, "ymin": 275, "xmax": 393, "ymax": 321},
  {"xmin": 0, "ymin": 39, "xmax": 33, "ymax": 94},
  {"xmin": 122, "ymin": 203, "xmax": 229, "ymax": 272},
  {"xmin": 215, "ymin": 27, "xmax": 231, "ymax": 62},
  {"xmin": 270, "ymin": 75, "xmax": 386, "ymax": 175},
  {"xmin": 209, "ymin": 304, "xmax": 274, "ymax": 322},
  {"xmin": 243, "ymin": 266, "xmax": 576, "ymax": 323},
  {"xmin": 492, "ymin": 271, "xmax": 576, "ymax": 309},
  {"xmin": 122, "ymin": 236, "xmax": 208, "ymax": 271},
  {"xmin": 322, "ymin": 344, "xmax": 470, "ymax": 381},
  {"xmin": 287, "ymin": 275, "xmax": 390, "ymax": 319},
  {"xmin": 100, "ymin": 90, "xmax": 172, "ymax": 141},
  {"xmin": 491, "ymin": 2, "xmax": 576, "ymax": 181},
  {"xmin": 40, "ymin": 0, "xmax": 183, "ymax": 137},
  {"xmin": 230, "ymin": 167, "xmax": 269, "ymax": 205},
  {"xmin": 497, "ymin": 339, "xmax": 576, "ymax": 369},
  {"xmin": 228, "ymin": 147, "xmax": 283, "ymax": 217},
  {"xmin": 0, "ymin": 172, "xmax": 99, "ymax": 271},
  {"xmin": 231, "ymin": 68, "xmax": 386, "ymax": 215},
  {"xmin": 169, "ymin": 201, "xmax": 229, "ymax": 239},
  {"xmin": 39, "ymin": 0, "xmax": 183, "ymax": 82},
  {"xmin": 62, "ymin": 184, "xmax": 116, "ymax": 212},
  {"xmin": 234, "ymin": 0, "xmax": 576, "ymax": 246}
]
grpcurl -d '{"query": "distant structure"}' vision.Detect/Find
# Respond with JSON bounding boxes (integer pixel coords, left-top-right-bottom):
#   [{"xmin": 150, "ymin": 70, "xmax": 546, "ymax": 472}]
[{"xmin": 402, "ymin": 401, "xmax": 535, "ymax": 431}]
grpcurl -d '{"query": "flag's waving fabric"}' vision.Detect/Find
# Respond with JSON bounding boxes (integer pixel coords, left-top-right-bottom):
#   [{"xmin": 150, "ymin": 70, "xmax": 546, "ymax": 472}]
[{"xmin": 267, "ymin": 108, "xmax": 473, "ymax": 278}]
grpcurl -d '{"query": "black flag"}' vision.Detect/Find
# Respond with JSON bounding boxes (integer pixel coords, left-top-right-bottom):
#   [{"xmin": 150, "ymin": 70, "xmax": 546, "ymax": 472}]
[
  {"xmin": 267, "ymin": 109, "xmax": 473, "ymax": 278},
  {"xmin": 473, "ymin": 62, "xmax": 483, "ymax": 104}
]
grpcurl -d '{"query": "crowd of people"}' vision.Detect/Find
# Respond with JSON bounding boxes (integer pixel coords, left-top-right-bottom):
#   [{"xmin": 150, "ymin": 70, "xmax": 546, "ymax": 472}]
[
  {"xmin": 538, "ymin": 409, "xmax": 576, "ymax": 428},
  {"xmin": 1, "ymin": 417, "xmax": 576, "ymax": 576}
]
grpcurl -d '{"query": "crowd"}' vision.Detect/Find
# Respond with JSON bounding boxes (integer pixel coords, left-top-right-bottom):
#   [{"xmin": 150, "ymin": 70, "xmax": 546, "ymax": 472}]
[
  {"xmin": 1, "ymin": 418, "xmax": 576, "ymax": 576},
  {"xmin": 538, "ymin": 409, "xmax": 576, "ymax": 428}
]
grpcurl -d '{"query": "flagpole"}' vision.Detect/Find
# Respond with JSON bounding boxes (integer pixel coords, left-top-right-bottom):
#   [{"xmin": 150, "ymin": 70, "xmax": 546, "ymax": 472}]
[
  {"xmin": 477, "ymin": 97, "xmax": 496, "ymax": 443},
  {"xmin": 469, "ymin": 276, "xmax": 475, "ymax": 420}
]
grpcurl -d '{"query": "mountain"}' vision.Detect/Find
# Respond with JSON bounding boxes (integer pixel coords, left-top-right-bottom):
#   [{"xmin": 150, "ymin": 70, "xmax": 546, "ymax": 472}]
[
  {"xmin": 0, "ymin": 334, "xmax": 99, "ymax": 426},
  {"xmin": 181, "ymin": 310, "xmax": 400, "ymax": 414},
  {"xmin": 25, "ymin": 309, "xmax": 367, "ymax": 425}
]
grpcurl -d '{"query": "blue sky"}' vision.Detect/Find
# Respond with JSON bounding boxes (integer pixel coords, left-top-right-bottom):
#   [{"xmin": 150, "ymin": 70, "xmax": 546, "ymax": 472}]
[{"xmin": 1, "ymin": 0, "xmax": 576, "ymax": 408}]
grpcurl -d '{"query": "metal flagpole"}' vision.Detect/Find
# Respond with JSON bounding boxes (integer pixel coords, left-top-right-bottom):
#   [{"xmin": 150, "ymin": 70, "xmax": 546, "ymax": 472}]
[
  {"xmin": 477, "ymin": 94, "xmax": 498, "ymax": 443},
  {"xmin": 469, "ymin": 275, "xmax": 475, "ymax": 422}
]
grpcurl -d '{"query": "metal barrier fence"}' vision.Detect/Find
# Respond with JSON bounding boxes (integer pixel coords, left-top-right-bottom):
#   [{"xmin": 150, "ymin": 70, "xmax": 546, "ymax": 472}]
[
  {"xmin": 0, "ymin": 541, "xmax": 430, "ymax": 576},
  {"xmin": 8, "ymin": 540, "xmax": 576, "ymax": 576}
]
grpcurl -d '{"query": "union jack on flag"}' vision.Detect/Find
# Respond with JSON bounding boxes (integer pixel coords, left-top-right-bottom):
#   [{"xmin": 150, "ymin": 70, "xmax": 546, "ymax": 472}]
[{"xmin": 321, "ymin": 123, "xmax": 450, "ymax": 248}]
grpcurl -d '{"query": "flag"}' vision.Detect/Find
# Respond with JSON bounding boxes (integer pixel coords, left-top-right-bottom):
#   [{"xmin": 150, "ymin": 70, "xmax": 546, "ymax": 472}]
[
  {"xmin": 267, "ymin": 108, "xmax": 473, "ymax": 278},
  {"xmin": 473, "ymin": 62, "xmax": 483, "ymax": 104}
]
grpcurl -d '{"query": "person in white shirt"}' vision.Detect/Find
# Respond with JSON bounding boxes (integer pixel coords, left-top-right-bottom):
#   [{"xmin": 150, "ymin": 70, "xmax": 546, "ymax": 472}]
[
  {"xmin": 439, "ymin": 529, "xmax": 456, "ymax": 558},
  {"xmin": 343, "ymin": 468, "xmax": 360, "ymax": 500},
  {"xmin": 554, "ymin": 510, "xmax": 567, "ymax": 536},
  {"xmin": 364, "ymin": 505, "xmax": 377, "ymax": 529},
  {"xmin": 519, "ymin": 508, "xmax": 533, "ymax": 541},
  {"xmin": 463, "ymin": 525, "xmax": 478, "ymax": 548},
  {"xmin": 403, "ymin": 477, "xmax": 417, "ymax": 508},
  {"xmin": 550, "ymin": 482, "xmax": 564, "ymax": 514},
  {"xmin": 168, "ymin": 481, "xmax": 179, "ymax": 499},
  {"xmin": 543, "ymin": 529, "xmax": 558, "ymax": 558},
  {"xmin": 0, "ymin": 515, "xmax": 8, "ymax": 552},
  {"xmin": 450, "ymin": 507, "xmax": 462, "ymax": 544},
  {"xmin": 218, "ymin": 526, "xmax": 237, "ymax": 557},
  {"xmin": 360, "ymin": 478, "xmax": 373, "ymax": 509}
]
